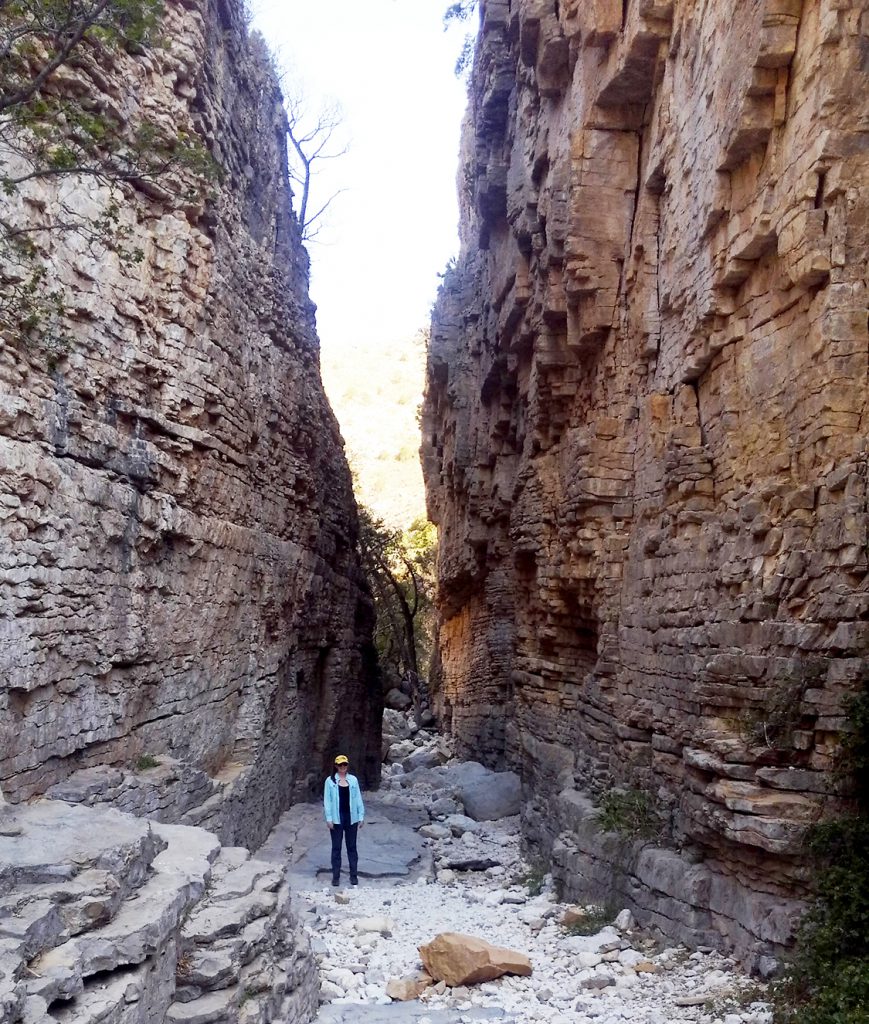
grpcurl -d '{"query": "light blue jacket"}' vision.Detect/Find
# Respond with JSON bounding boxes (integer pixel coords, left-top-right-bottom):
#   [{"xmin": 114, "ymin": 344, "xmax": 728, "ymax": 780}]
[{"xmin": 323, "ymin": 773, "xmax": 365, "ymax": 825}]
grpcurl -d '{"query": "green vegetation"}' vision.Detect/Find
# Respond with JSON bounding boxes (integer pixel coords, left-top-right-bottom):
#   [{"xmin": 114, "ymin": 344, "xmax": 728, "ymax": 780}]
[
  {"xmin": 321, "ymin": 330, "xmax": 428, "ymax": 531},
  {"xmin": 703, "ymin": 983, "xmax": 769, "ymax": 1017},
  {"xmin": 738, "ymin": 664, "xmax": 823, "ymax": 754},
  {"xmin": 135, "ymin": 753, "xmax": 161, "ymax": 771},
  {"xmin": 0, "ymin": 0, "xmax": 215, "ymax": 354},
  {"xmin": 358, "ymin": 509, "xmax": 437, "ymax": 714},
  {"xmin": 772, "ymin": 682, "xmax": 869, "ymax": 1024},
  {"xmin": 443, "ymin": 0, "xmax": 478, "ymax": 77},
  {"xmin": 516, "ymin": 862, "xmax": 548, "ymax": 897},
  {"xmin": 563, "ymin": 905, "xmax": 614, "ymax": 936},
  {"xmin": 596, "ymin": 788, "xmax": 662, "ymax": 840}
]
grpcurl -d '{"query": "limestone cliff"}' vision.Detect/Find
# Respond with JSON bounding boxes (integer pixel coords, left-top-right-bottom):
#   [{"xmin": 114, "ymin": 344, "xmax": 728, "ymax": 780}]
[
  {"xmin": 423, "ymin": 0, "xmax": 868, "ymax": 965},
  {"xmin": 0, "ymin": 0, "xmax": 380, "ymax": 848}
]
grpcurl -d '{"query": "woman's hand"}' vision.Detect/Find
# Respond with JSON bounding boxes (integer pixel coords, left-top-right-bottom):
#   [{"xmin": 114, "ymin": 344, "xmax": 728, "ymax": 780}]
[{"xmin": 327, "ymin": 822, "xmax": 334, "ymax": 830}]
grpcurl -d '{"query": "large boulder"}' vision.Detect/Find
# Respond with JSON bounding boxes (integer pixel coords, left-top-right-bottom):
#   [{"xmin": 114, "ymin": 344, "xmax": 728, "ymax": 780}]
[
  {"xmin": 382, "ymin": 709, "xmax": 412, "ymax": 745},
  {"xmin": 386, "ymin": 740, "xmax": 416, "ymax": 763},
  {"xmin": 402, "ymin": 747, "xmax": 448, "ymax": 773},
  {"xmin": 384, "ymin": 688, "xmax": 412, "ymax": 711},
  {"xmin": 418, "ymin": 932, "xmax": 532, "ymax": 986},
  {"xmin": 460, "ymin": 771, "xmax": 522, "ymax": 821}
]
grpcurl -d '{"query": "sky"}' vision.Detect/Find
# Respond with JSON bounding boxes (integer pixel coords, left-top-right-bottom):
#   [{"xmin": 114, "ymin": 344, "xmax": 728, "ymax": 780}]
[{"xmin": 250, "ymin": 0, "xmax": 471, "ymax": 355}]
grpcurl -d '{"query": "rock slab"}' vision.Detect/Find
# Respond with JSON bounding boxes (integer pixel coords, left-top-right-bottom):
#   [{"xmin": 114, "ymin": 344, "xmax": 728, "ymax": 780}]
[{"xmin": 418, "ymin": 932, "xmax": 532, "ymax": 987}]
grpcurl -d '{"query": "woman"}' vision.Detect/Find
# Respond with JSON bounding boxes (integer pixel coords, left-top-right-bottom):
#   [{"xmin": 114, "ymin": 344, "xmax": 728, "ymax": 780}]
[{"xmin": 323, "ymin": 753, "xmax": 365, "ymax": 886}]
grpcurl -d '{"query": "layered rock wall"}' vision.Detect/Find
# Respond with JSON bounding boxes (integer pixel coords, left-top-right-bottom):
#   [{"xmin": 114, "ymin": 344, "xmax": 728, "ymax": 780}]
[
  {"xmin": 0, "ymin": 800, "xmax": 318, "ymax": 1024},
  {"xmin": 0, "ymin": 0, "xmax": 380, "ymax": 847},
  {"xmin": 423, "ymin": 0, "xmax": 868, "ymax": 964}
]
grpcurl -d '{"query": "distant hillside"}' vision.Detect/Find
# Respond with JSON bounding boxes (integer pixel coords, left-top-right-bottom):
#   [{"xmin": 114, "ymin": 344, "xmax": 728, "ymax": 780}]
[{"xmin": 321, "ymin": 331, "xmax": 428, "ymax": 531}]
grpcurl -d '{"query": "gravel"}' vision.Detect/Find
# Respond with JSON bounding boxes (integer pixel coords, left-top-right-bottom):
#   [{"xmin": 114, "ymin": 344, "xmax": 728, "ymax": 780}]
[{"xmin": 296, "ymin": 764, "xmax": 774, "ymax": 1024}]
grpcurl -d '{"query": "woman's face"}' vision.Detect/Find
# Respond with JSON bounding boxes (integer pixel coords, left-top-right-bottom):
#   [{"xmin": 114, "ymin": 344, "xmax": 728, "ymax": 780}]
[{"xmin": 337, "ymin": 763, "xmax": 349, "ymax": 777}]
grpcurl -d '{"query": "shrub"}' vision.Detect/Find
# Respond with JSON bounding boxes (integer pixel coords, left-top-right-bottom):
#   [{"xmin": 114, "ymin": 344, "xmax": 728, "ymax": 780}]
[
  {"xmin": 596, "ymin": 788, "xmax": 661, "ymax": 840},
  {"xmin": 772, "ymin": 683, "xmax": 869, "ymax": 1024},
  {"xmin": 563, "ymin": 905, "xmax": 614, "ymax": 936}
]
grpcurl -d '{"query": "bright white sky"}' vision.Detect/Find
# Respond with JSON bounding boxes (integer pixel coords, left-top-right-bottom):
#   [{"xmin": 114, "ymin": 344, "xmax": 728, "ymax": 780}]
[{"xmin": 251, "ymin": 0, "xmax": 470, "ymax": 354}]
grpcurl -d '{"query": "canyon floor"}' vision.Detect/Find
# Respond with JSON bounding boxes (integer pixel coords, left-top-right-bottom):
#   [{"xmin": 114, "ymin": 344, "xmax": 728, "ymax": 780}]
[{"xmin": 254, "ymin": 735, "xmax": 774, "ymax": 1024}]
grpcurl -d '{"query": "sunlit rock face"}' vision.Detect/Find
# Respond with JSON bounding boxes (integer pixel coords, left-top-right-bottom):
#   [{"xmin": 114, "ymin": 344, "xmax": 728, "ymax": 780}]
[
  {"xmin": 423, "ymin": 0, "xmax": 867, "ymax": 964},
  {"xmin": 0, "ymin": 0, "xmax": 380, "ymax": 847}
]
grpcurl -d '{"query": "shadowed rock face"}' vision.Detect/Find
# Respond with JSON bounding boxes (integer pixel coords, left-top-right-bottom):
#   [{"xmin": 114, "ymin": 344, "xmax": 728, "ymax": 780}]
[
  {"xmin": 422, "ymin": 0, "xmax": 868, "ymax": 964},
  {"xmin": 0, "ymin": 0, "xmax": 380, "ymax": 847}
]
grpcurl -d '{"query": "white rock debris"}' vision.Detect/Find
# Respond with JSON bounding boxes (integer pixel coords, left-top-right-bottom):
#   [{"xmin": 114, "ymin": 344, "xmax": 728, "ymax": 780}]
[{"xmin": 294, "ymin": 753, "xmax": 774, "ymax": 1024}]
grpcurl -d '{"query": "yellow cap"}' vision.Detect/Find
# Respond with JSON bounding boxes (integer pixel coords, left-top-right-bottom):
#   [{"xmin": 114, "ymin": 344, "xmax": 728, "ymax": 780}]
[{"xmin": 334, "ymin": 754, "xmax": 349, "ymax": 765}]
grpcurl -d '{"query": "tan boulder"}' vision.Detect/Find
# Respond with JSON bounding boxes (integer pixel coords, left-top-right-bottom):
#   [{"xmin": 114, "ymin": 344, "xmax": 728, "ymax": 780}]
[
  {"xmin": 418, "ymin": 932, "xmax": 532, "ymax": 987},
  {"xmin": 635, "ymin": 960, "xmax": 659, "ymax": 973},
  {"xmin": 385, "ymin": 972, "xmax": 434, "ymax": 1001},
  {"xmin": 561, "ymin": 906, "xmax": 590, "ymax": 926}
]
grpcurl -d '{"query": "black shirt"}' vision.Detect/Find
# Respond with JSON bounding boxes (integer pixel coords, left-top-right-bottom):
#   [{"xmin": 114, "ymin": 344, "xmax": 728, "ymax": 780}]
[{"xmin": 338, "ymin": 784, "xmax": 351, "ymax": 826}]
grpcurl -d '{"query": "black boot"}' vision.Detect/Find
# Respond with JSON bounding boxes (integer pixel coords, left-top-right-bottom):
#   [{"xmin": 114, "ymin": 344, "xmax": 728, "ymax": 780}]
[{"xmin": 331, "ymin": 876, "xmax": 340, "ymax": 886}]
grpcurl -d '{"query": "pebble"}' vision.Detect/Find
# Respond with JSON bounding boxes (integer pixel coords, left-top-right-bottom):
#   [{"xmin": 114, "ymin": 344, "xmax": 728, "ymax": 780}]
[{"xmin": 297, "ymin": 736, "xmax": 772, "ymax": 1024}]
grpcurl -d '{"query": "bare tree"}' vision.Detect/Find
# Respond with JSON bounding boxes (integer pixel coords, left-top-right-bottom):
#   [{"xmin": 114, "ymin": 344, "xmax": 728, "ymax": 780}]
[{"xmin": 284, "ymin": 90, "xmax": 347, "ymax": 242}]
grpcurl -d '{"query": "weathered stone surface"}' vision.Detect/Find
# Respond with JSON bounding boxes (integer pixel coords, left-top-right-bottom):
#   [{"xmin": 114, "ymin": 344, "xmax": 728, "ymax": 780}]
[
  {"xmin": 257, "ymin": 801, "xmax": 425, "ymax": 887},
  {"xmin": 459, "ymin": 771, "xmax": 521, "ymax": 821},
  {"xmin": 385, "ymin": 972, "xmax": 434, "ymax": 1001},
  {"xmin": 422, "ymin": 0, "xmax": 868, "ymax": 965},
  {"xmin": 0, "ymin": 0, "xmax": 380, "ymax": 847},
  {"xmin": 385, "ymin": 689, "xmax": 413, "ymax": 712},
  {"xmin": 0, "ymin": 800, "xmax": 318, "ymax": 1024},
  {"xmin": 418, "ymin": 932, "xmax": 532, "ymax": 987}
]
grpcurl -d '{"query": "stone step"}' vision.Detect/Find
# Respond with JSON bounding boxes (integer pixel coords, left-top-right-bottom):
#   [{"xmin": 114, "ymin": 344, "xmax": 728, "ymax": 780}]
[
  {"xmin": 0, "ymin": 801, "xmax": 169, "ymax": 1013},
  {"xmin": 2, "ymin": 801, "xmax": 318, "ymax": 1024},
  {"xmin": 0, "ymin": 801, "xmax": 163, "ymax": 895},
  {"xmin": 23, "ymin": 817, "xmax": 219, "ymax": 1014},
  {"xmin": 166, "ymin": 987, "xmax": 238, "ymax": 1024}
]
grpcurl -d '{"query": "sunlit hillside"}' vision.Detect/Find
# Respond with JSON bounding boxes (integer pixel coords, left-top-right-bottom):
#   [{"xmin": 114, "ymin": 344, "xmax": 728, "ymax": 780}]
[{"xmin": 321, "ymin": 330, "xmax": 428, "ymax": 531}]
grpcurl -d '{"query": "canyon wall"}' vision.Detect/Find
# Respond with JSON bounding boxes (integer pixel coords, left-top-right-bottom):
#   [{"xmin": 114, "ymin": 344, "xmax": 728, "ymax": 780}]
[
  {"xmin": 423, "ymin": 0, "xmax": 868, "ymax": 966},
  {"xmin": 0, "ymin": 0, "xmax": 380, "ymax": 849}
]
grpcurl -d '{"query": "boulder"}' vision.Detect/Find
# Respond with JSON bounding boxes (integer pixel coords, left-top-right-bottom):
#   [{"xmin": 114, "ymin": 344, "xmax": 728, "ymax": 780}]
[
  {"xmin": 382, "ymin": 709, "xmax": 412, "ymax": 744},
  {"xmin": 351, "ymin": 916, "xmax": 394, "ymax": 937},
  {"xmin": 561, "ymin": 906, "xmax": 590, "ymax": 927},
  {"xmin": 445, "ymin": 814, "xmax": 480, "ymax": 837},
  {"xmin": 562, "ymin": 925, "xmax": 621, "ymax": 954},
  {"xmin": 441, "ymin": 761, "xmax": 492, "ymax": 789},
  {"xmin": 614, "ymin": 909, "xmax": 635, "ymax": 931},
  {"xmin": 386, "ymin": 740, "xmax": 416, "ymax": 763},
  {"xmin": 403, "ymin": 747, "xmax": 447, "ymax": 772},
  {"xmin": 419, "ymin": 823, "xmax": 451, "ymax": 841},
  {"xmin": 385, "ymin": 972, "xmax": 434, "ymax": 1000},
  {"xmin": 418, "ymin": 932, "xmax": 532, "ymax": 986},
  {"xmin": 384, "ymin": 689, "xmax": 412, "ymax": 712},
  {"xmin": 460, "ymin": 771, "xmax": 522, "ymax": 821},
  {"xmin": 430, "ymin": 796, "xmax": 461, "ymax": 817}
]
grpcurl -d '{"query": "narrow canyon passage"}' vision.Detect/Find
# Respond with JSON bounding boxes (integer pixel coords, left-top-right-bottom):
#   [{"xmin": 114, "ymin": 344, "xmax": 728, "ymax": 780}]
[
  {"xmin": 0, "ymin": 0, "xmax": 866, "ymax": 1022},
  {"xmin": 251, "ymin": 713, "xmax": 770, "ymax": 1024}
]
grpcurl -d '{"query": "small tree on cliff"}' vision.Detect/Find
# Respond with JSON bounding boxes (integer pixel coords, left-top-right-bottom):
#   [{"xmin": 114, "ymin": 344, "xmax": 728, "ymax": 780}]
[
  {"xmin": 0, "ymin": 0, "xmax": 213, "ymax": 354},
  {"xmin": 357, "ymin": 507, "xmax": 437, "ymax": 719},
  {"xmin": 284, "ymin": 89, "xmax": 347, "ymax": 242}
]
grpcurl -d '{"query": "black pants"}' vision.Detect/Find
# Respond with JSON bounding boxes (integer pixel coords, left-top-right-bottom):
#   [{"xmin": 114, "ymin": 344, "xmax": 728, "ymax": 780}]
[{"xmin": 330, "ymin": 822, "xmax": 358, "ymax": 881}]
